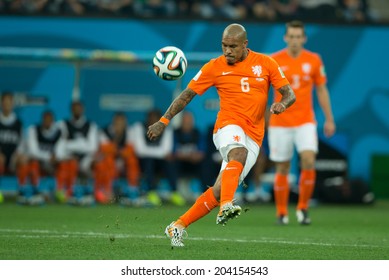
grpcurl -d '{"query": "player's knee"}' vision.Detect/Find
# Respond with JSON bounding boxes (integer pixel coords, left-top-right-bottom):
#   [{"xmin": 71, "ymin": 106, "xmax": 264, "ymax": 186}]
[
  {"xmin": 227, "ymin": 147, "xmax": 248, "ymax": 165},
  {"xmin": 301, "ymin": 159, "xmax": 315, "ymax": 170},
  {"xmin": 300, "ymin": 153, "xmax": 315, "ymax": 170},
  {"xmin": 275, "ymin": 161, "xmax": 290, "ymax": 175},
  {"xmin": 16, "ymin": 154, "xmax": 28, "ymax": 165}
]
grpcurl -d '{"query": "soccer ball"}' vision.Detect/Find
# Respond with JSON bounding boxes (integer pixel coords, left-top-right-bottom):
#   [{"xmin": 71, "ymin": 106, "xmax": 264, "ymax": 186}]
[{"xmin": 153, "ymin": 46, "xmax": 187, "ymax": 81}]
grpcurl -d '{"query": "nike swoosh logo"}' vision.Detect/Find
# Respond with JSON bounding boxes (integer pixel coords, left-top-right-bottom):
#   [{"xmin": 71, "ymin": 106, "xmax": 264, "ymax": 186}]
[
  {"xmin": 222, "ymin": 71, "xmax": 233, "ymax": 75},
  {"xmin": 225, "ymin": 167, "xmax": 237, "ymax": 170}
]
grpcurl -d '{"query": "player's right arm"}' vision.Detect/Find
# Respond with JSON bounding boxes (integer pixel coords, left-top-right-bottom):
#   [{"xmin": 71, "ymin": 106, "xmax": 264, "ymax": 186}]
[
  {"xmin": 147, "ymin": 88, "xmax": 197, "ymax": 141},
  {"xmin": 148, "ymin": 60, "xmax": 215, "ymax": 141},
  {"xmin": 316, "ymin": 84, "xmax": 336, "ymax": 137}
]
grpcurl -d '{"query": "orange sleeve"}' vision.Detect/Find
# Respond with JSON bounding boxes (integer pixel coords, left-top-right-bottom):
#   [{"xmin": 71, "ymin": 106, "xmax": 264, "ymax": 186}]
[
  {"xmin": 187, "ymin": 59, "xmax": 216, "ymax": 95},
  {"xmin": 267, "ymin": 56, "xmax": 290, "ymax": 90},
  {"xmin": 313, "ymin": 54, "xmax": 327, "ymax": 86}
]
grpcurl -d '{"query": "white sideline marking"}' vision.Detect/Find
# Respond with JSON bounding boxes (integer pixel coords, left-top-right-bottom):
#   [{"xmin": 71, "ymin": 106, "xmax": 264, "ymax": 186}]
[{"xmin": 0, "ymin": 228, "xmax": 384, "ymax": 249}]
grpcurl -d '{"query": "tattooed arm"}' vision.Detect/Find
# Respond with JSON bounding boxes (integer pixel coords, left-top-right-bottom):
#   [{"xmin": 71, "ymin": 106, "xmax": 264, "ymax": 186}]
[
  {"xmin": 270, "ymin": 84, "xmax": 296, "ymax": 115},
  {"xmin": 147, "ymin": 88, "xmax": 197, "ymax": 140}
]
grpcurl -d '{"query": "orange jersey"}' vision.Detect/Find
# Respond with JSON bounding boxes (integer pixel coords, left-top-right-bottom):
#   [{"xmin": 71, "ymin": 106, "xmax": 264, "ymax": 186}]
[
  {"xmin": 269, "ymin": 48, "xmax": 327, "ymax": 127},
  {"xmin": 188, "ymin": 49, "xmax": 289, "ymax": 146}
]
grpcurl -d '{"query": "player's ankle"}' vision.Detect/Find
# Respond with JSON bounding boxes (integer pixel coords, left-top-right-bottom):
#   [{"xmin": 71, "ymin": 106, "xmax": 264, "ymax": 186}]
[{"xmin": 174, "ymin": 219, "xmax": 186, "ymax": 229}]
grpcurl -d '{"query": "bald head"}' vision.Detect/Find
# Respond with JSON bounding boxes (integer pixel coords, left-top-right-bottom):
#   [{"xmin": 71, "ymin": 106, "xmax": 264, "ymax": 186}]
[
  {"xmin": 221, "ymin": 24, "xmax": 248, "ymax": 65},
  {"xmin": 223, "ymin": 24, "xmax": 247, "ymax": 41}
]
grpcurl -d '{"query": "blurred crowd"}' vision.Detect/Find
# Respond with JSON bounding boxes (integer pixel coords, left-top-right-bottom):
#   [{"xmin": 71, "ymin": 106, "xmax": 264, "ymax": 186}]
[
  {"xmin": 0, "ymin": 0, "xmax": 387, "ymax": 24},
  {"xmin": 0, "ymin": 92, "xmax": 273, "ymax": 207}
]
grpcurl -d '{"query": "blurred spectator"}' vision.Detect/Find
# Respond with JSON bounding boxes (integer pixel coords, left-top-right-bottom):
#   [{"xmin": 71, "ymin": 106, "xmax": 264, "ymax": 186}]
[
  {"xmin": 0, "ymin": 0, "xmax": 86, "ymax": 15},
  {"xmin": 130, "ymin": 108, "xmax": 185, "ymax": 206},
  {"xmin": 338, "ymin": 0, "xmax": 371, "ymax": 22},
  {"xmin": 95, "ymin": 112, "xmax": 143, "ymax": 206},
  {"xmin": 172, "ymin": 111, "xmax": 205, "ymax": 200},
  {"xmin": 0, "ymin": 92, "xmax": 30, "ymax": 204},
  {"xmin": 133, "ymin": 0, "xmax": 175, "ymax": 18},
  {"xmin": 232, "ymin": 0, "xmax": 276, "ymax": 20},
  {"xmin": 174, "ymin": 0, "xmax": 197, "ymax": 17},
  {"xmin": 2, "ymin": 0, "xmax": 388, "ymax": 23},
  {"xmin": 38, "ymin": 0, "xmax": 65, "ymax": 14},
  {"xmin": 24, "ymin": 110, "xmax": 62, "ymax": 205},
  {"xmin": 0, "ymin": 1, "xmax": 5, "ymax": 12},
  {"xmin": 201, "ymin": 124, "xmax": 222, "ymax": 188},
  {"xmin": 56, "ymin": 100, "xmax": 98, "ymax": 205},
  {"xmin": 8, "ymin": 0, "xmax": 49, "ymax": 14},
  {"xmin": 298, "ymin": 0, "xmax": 339, "ymax": 21},
  {"xmin": 97, "ymin": 0, "xmax": 134, "ymax": 16},
  {"xmin": 270, "ymin": 0, "xmax": 299, "ymax": 21},
  {"xmin": 62, "ymin": 0, "xmax": 85, "ymax": 15},
  {"xmin": 197, "ymin": 0, "xmax": 241, "ymax": 19}
]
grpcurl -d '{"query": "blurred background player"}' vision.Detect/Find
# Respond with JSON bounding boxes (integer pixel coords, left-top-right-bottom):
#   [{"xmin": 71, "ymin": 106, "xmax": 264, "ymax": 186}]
[
  {"xmin": 269, "ymin": 20, "xmax": 336, "ymax": 225},
  {"xmin": 95, "ymin": 112, "xmax": 143, "ymax": 206},
  {"xmin": 147, "ymin": 23, "xmax": 295, "ymax": 247},
  {"xmin": 201, "ymin": 124, "xmax": 223, "ymax": 188},
  {"xmin": 56, "ymin": 100, "xmax": 98, "ymax": 205},
  {"xmin": 172, "ymin": 110, "xmax": 206, "ymax": 201},
  {"xmin": 0, "ymin": 91, "xmax": 32, "ymax": 204},
  {"xmin": 25, "ymin": 110, "xmax": 62, "ymax": 204},
  {"xmin": 131, "ymin": 108, "xmax": 185, "ymax": 206}
]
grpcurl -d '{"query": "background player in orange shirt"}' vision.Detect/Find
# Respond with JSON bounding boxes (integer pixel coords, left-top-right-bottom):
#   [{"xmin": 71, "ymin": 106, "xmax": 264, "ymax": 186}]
[
  {"xmin": 269, "ymin": 20, "xmax": 336, "ymax": 225},
  {"xmin": 148, "ymin": 23, "xmax": 296, "ymax": 247}
]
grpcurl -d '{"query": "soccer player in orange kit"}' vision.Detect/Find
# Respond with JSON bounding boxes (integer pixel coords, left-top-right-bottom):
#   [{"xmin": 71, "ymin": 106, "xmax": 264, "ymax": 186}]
[
  {"xmin": 269, "ymin": 20, "xmax": 336, "ymax": 225},
  {"xmin": 147, "ymin": 23, "xmax": 296, "ymax": 247}
]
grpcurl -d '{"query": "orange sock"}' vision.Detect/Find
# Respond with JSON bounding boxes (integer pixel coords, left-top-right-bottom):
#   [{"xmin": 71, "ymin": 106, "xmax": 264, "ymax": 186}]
[
  {"xmin": 274, "ymin": 173, "xmax": 289, "ymax": 216},
  {"xmin": 297, "ymin": 169, "xmax": 316, "ymax": 210},
  {"xmin": 56, "ymin": 162, "xmax": 68, "ymax": 191},
  {"xmin": 178, "ymin": 187, "xmax": 219, "ymax": 227},
  {"xmin": 220, "ymin": 160, "xmax": 244, "ymax": 206},
  {"xmin": 67, "ymin": 159, "xmax": 78, "ymax": 193},
  {"xmin": 17, "ymin": 163, "xmax": 29, "ymax": 186},
  {"xmin": 94, "ymin": 159, "xmax": 113, "ymax": 204},
  {"xmin": 29, "ymin": 160, "xmax": 40, "ymax": 186},
  {"xmin": 122, "ymin": 146, "xmax": 140, "ymax": 186}
]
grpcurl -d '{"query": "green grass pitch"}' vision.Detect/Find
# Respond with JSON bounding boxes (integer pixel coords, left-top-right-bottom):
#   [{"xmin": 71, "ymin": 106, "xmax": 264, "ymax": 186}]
[{"xmin": 0, "ymin": 200, "xmax": 388, "ymax": 260}]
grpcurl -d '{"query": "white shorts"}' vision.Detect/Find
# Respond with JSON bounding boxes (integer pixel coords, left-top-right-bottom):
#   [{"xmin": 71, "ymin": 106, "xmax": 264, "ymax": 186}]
[
  {"xmin": 213, "ymin": 125, "xmax": 260, "ymax": 183},
  {"xmin": 268, "ymin": 123, "xmax": 318, "ymax": 162}
]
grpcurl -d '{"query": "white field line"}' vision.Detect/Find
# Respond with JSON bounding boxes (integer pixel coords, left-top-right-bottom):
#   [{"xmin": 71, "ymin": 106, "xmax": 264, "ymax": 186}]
[{"xmin": 0, "ymin": 228, "xmax": 385, "ymax": 249}]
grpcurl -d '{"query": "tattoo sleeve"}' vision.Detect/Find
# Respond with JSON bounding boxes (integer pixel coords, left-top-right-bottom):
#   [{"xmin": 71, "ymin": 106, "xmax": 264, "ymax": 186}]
[
  {"xmin": 278, "ymin": 84, "xmax": 296, "ymax": 108},
  {"xmin": 164, "ymin": 88, "xmax": 197, "ymax": 120}
]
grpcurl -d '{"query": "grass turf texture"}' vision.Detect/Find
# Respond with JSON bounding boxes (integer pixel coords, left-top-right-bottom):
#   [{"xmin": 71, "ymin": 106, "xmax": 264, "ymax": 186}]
[{"xmin": 0, "ymin": 201, "xmax": 388, "ymax": 260}]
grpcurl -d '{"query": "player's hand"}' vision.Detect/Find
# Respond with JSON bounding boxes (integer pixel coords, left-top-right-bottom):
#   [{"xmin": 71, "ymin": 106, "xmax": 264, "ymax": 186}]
[
  {"xmin": 147, "ymin": 121, "xmax": 166, "ymax": 141},
  {"xmin": 324, "ymin": 120, "xmax": 336, "ymax": 138},
  {"xmin": 270, "ymin": 102, "xmax": 286, "ymax": 115}
]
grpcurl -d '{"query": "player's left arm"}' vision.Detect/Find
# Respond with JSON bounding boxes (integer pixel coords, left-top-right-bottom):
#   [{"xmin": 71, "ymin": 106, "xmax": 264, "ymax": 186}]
[
  {"xmin": 316, "ymin": 84, "xmax": 336, "ymax": 137},
  {"xmin": 270, "ymin": 84, "xmax": 296, "ymax": 114}
]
